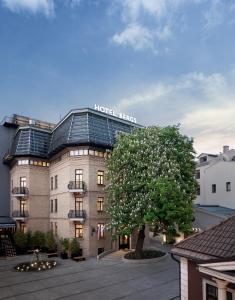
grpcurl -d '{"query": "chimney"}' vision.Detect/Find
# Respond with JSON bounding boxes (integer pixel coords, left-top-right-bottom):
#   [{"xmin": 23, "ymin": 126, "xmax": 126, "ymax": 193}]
[{"xmin": 223, "ymin": 145, "xmax": 229, "ymax": 153}]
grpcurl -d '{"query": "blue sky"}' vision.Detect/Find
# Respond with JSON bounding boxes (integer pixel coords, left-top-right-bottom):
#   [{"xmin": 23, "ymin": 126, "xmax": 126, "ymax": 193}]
[{"xmin": 0, "ymin": 0, "xmax": 235, "ymax": 153}]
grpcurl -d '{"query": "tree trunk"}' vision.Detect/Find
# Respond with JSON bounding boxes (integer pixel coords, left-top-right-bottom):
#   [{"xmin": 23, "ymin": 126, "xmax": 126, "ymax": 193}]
[{"xmin": 135, "ymin": 225, "xmax": 145, "ymax": 253}]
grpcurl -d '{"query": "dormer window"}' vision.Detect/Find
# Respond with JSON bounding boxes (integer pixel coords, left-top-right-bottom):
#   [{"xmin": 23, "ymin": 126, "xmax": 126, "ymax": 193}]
[{"xmin": 200, "ymin": 156, "xmax": 207, "ymax": 163}]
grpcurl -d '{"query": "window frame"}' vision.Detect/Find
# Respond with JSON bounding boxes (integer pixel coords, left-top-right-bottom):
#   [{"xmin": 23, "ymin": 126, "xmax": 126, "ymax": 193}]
[
  {"xmin": 54, "ymin": 199, "xmax": 58, "ymax": 213},
  {"xmin": 212, "ymin": 184, "xmax": 216, "ymax": 193},
  {"xmin": 50, "ymin": 199, "xmax": 53, "ymax": 213},
  {"xmin": 55, "ymin": 175, "xmax": 58, "ymax": 189},
  {"xmin": 75, "ymin": 223, "xmax": 83, "ymax": 238},
  {"xmin": 226, "ymin": 182, "xmax": 231, "ymax": 192},
  {"xmin": 97, "ymin": 197, "xmax": 104, "ymax": 212},
  {"xmin": 50, "ymin": 177, "xmax": 53, "ymax": 190},
  {"xmin": 97, "ymin": 170, "xmax": 104, "ymax": 185},
  {"xmin": 202, "ymin": 279, "xmax": 234, "ymax": 300}
]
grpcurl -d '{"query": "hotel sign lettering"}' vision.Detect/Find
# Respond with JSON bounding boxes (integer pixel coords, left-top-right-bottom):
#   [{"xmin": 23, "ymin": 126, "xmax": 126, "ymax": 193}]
[{"xmin": 94, "ymin": 104, "xmax": 137, "ymax": 124}]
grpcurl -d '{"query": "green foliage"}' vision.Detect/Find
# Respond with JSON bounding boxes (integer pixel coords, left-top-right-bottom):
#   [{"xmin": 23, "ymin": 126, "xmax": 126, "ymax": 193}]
[
  {"xmin": 60, "ymin": 238, "xmax": 70, "ymax": 252},
  {"xmin": 106, "ymin": 125, "xmax": 197, "ymax": 239},
  {"xmin": 31, "ymin": 231, "xmax": 45, "ymax": 249},
  {"xmin": 70, "ymin": 238, "xmax": 80, "ymax": 256},
  {"xmin": 45, "ymin": 231, "xmax": 57, "ymax": 251},
  {"xmin": 14, "ymin": 230, "xmax": 28, "ymax": 252}
]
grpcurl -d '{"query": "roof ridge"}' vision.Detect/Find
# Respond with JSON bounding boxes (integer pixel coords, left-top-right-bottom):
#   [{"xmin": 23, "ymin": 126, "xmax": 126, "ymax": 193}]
[{"xmin": 175, "ymin": 213, "xmax": 235, "ymax": 249}]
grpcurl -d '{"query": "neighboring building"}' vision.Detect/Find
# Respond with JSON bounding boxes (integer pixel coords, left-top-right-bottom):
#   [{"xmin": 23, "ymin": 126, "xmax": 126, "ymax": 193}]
[
  {"xmin": 0, "ymin": 120, "xmax": 17, "ymax": 233},
  {"xmin": 196, "ymin": 146, "xmax": 235, "ymax": 210},
  {"xmin": 1, "ymin": 108, "xmax": 146, "ymax": 257},
  {"xmin": 193, "ymin": 204, "xmax": 235, "ymax": 231},
  {"xmin": 171, "ymin": 215, "xmax": 235, "ymax": 300}
]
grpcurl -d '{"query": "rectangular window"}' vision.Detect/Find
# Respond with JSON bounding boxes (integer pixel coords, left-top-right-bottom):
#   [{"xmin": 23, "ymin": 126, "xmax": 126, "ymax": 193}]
[
  {"xmin": 196, "ymin": 170, "xmax": 200, "ymax": 179},
  {"xmin": 50, "ymin": 222, "xmax": 53, "ymax": 232},
  {"xmin": 226, "ymin": 182, "xmax": 231, "ymax": 192},
  {"xmin": 97, "ymin": 197, "xmax": 104, "ymax": 212},
  {"xmin": 89, "ymin": 150, "xmax": 94, "ymax": 156},
  {"xmin": 54, "ymin": 222, "xmax": 58, "ymax": 236},
  {"xmin": 97, "ymin": 170, "xmax": 104, "ymax": 185},
  {"xmin": 97, "ymin": 223, "xmax": 104, "ymax": 238},
  {"xmin": 20, "ymin": 223, "xmax": 27, "ymax": 233},
  {"xmin": 212, "ymin": 184, "xmax": 216, "ymax": 193},
  {"xmin": 197, "ymin": 185, "xmax": 200, "ymax": 196},
  {"xmin": 206, "ymin": 284, "xmax": 218, "ymax": 300},
  {"xmin": 75, "ymin": 169, "xmax": 83, "ymax": 184},
  {"xmin": 20, "ymin": 177, "xmax": 26, "ymax": 188},
  {"xmin": 75, "ymin": 224, "xmax": 83, "ymax": 238},
  {"xmin": 55, "ymin": 175, "xmax": 58, "ymax": 189},
  {"xmin": 54, "ymin": 199, "xmax": 58, "ymax": 213},
  {"xmin": 20, "ymin": 200, "xmax": 26, "ymax": 214},
  {"xmin": 50, "ymin": 177, "xmax": 53, "ymax": 190},
  {"xmin": 75, "ymin": 197, "xmax": 83, "ymax": 211},
  {"xmin": 50, "ymin": 199, "xmax": 53, "ymax": 213}
]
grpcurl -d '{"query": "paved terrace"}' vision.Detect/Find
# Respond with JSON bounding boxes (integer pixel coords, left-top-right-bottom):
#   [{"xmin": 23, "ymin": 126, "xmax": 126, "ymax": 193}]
[{"xmin": 0, "ymin": 242, "xmax": 179, "ymax": 300}]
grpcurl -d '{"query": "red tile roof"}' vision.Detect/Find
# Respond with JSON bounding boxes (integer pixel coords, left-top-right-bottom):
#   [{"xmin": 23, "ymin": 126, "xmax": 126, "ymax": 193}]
[{"xmin": 171, "ymin": 214, "xmax": 235, "ymax": 261}]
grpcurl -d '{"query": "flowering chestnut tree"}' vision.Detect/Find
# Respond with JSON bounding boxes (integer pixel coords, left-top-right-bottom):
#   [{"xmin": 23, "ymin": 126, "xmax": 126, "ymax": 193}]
[{"xmin": 106, "ymin": 125, "xmax": 197, "ymax": 253}]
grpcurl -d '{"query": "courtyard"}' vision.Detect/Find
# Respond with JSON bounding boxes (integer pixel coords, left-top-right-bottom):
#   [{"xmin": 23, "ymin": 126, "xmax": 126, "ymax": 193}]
[{"xmin": 0, "ymin": 243, "xmax": 179, "ymax": 300}]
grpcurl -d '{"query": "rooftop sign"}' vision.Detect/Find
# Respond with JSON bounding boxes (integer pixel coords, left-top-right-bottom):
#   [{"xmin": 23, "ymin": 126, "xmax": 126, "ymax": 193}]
[{"xmin": 94, "ymin": 104, "xmax": 137, "ymax": 124}]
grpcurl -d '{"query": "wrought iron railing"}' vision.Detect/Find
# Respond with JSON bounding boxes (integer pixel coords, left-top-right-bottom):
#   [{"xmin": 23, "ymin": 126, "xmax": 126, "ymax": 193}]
[
  {"xmin": 12, "ymin": 210, "xmax": 29, "ymax": 218},
  {"xmin": 67, "ymin": 181, "xmax": 85, "ymax": 190},
  {"xmin": 68, "ymin": 210, "xmax": 86, "ymax": 219},
  {"xmin": 12, "ymin": 187, "xmax": 29, "ymax": 195}
]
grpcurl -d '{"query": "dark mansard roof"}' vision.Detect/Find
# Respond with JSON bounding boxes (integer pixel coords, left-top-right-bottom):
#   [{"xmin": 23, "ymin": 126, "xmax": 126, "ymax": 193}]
[{"xmin": 3, "ymin": 108, "xmax": 142, "ymax": 161}]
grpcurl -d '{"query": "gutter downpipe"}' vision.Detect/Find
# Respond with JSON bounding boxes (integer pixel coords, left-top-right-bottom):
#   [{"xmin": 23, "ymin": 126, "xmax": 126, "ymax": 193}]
[{"xmin": 171, "ymin": 253, "xmax": 181, "ymax": 300}]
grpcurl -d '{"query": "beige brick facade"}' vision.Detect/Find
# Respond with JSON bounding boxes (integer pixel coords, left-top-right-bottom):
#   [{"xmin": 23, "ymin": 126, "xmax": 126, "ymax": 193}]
[{"xmin": 10, "ymin": 147, "xmax": 149, "ymax": 257}]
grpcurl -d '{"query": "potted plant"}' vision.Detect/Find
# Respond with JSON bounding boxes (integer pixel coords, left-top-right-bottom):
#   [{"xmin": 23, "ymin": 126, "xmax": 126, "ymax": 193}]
[
  {"xmin": 31, "ymin": 231, "xmax": 46, "ymax": 251},
  {"xmin": 13, "ymin": 230, "xmax": 28, "ymax": 254},
  {"xmin": 45, "ymin": 231, "xmax": 57, "ymax": 257},
  {"xmin": 60, "ymin": 238, "xmax": 70, "ymax": 259},
  {"xmin": 70, "ymin": 238, "xmax": 81, "ymax": 259}
]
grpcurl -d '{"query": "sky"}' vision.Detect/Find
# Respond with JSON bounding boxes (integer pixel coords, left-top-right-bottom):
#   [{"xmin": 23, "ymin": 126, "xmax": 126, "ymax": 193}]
[{"xmin": 0, "ymin": 0, "xmax": 235, "ymax": 154}]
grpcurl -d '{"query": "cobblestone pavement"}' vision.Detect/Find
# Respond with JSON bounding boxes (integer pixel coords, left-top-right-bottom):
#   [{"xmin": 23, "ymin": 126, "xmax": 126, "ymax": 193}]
[{"xmin": 0, "ymin": 241, "xmax": 179, "ymax": 300}]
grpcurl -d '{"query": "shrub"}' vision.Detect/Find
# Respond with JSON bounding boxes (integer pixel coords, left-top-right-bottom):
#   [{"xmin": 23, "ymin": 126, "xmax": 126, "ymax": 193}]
[
  {"xmin": 124, "ymin": 249, "xmax": 165, "ymax": 260},
  {"xmin": 31, "ymin": 231, "xmax": 46, "ymax": 250},
  {"xmin": 45, "ymin": 231, "xmax": 57, "ymax": 252},
  {"xmin": 70, "ymin": 238, "xmax": 80, "ymax": 257},
  {"xmin": 60, "ymin": 238, "xmax": 70, "ymax": 252},
  {"xmin": 13, "ymin": 230, "xmax": 28, "ymax": 254}
]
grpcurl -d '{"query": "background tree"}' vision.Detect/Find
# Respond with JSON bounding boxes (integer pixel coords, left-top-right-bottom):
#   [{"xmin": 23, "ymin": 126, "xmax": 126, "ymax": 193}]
[{"xmin": 106, "ymin": 125, "xmax": 197, "ymax": 253}]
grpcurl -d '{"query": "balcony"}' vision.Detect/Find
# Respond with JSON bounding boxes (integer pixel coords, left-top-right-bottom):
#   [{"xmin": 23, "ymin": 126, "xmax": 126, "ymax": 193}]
[
  {"xmin": 12, "ymin": 210, "xmax": 29, "ymax": 220},
  {"xmin": 68, "ymin": 210, "xmax": 86, "ymax": 222},
  {"xmin": 12, "ymin": 187, "xmax": 29, "ymax": 198},
  {"xmin": 68, "ymin": 181, "xmax": 85, "ymax": 194}
]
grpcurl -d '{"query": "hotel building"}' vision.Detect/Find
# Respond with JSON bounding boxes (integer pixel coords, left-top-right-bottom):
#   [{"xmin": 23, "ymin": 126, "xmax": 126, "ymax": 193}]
[{"xmin": 1, "ymin": 108, "xmax": 143, "ymax": 257}]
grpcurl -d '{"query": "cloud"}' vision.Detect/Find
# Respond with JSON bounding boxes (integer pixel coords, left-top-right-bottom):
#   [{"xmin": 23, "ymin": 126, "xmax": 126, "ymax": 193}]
[
  {"xmin": 1, "ymin": 0, "xmax": 55, "ymax": 17},
  {"xmin": 111, "ymin": 0, "xmax": 235, "ymax": 52},
  {"xmin": 112, "ymin": 23, "xmax": 154, "ymax": 50},
  {"xmin": 115, "ymin": 70, "xmax": 235, "ymax": 154},
  {"xmin": 1, "ymin": 0, "xmax": 84, "ymax": 16}
]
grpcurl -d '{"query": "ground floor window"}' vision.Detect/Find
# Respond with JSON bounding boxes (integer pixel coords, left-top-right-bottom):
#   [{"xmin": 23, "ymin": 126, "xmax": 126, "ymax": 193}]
[
  {"xmin": 204, "ymin": 282, "xmax": 233, "ymax": 300},
  {"xmin": 97, "ymin": 223, "xmax": 104, "ymax": 239},
  {"xmin": 20, "ymin": 223, "xmax": 27, "ymax": 233},
  {"xmin": 98, "ymin": 247, "xmax": 104, "ymax": 255},
  {"xmin": 75, "ymin": 224, "xmax": 83, "ymax": 238}
]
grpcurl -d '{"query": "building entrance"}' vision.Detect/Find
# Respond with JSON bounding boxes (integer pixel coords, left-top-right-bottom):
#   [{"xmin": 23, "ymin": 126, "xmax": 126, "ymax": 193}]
[{"xmin": 119, "ymin": 235, "xmax": 130, "ymax": 249}]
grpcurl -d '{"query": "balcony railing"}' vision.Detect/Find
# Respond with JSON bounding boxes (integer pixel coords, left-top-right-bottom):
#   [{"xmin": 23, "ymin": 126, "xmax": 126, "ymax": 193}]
[
  {"xmin": 68, "ymin": 210, "xmax": 86, "ymax": 220},
  {"xmin": 68, "ymin": 181, "xmax": 85, "ymax": 193},
  {"xmin": 12, "ymin": 210, "xmax": 29, "ymax": 218},
  {"xmin": 12, "ymin": 187, "xmax": 29, "ymax": 196}
]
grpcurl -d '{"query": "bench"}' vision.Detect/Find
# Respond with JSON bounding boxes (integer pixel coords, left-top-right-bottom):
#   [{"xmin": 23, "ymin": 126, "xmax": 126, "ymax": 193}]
[
  {"xmin": 47, "ymin": 253, "xmax": 58, "ymax": 258},
  {"xmin": 72, "ymin": 256, "xmax": 86, "ymax": 262}
]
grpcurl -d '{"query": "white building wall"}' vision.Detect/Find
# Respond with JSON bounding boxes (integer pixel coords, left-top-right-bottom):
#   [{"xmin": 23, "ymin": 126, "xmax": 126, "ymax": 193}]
[
  {"xmin": 180, "ymin": 257, "xmax": 188, "ymax": 300},
  {"xmin": 196, "ymin": 161, "xmax": 235, "ymax": 209}
]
